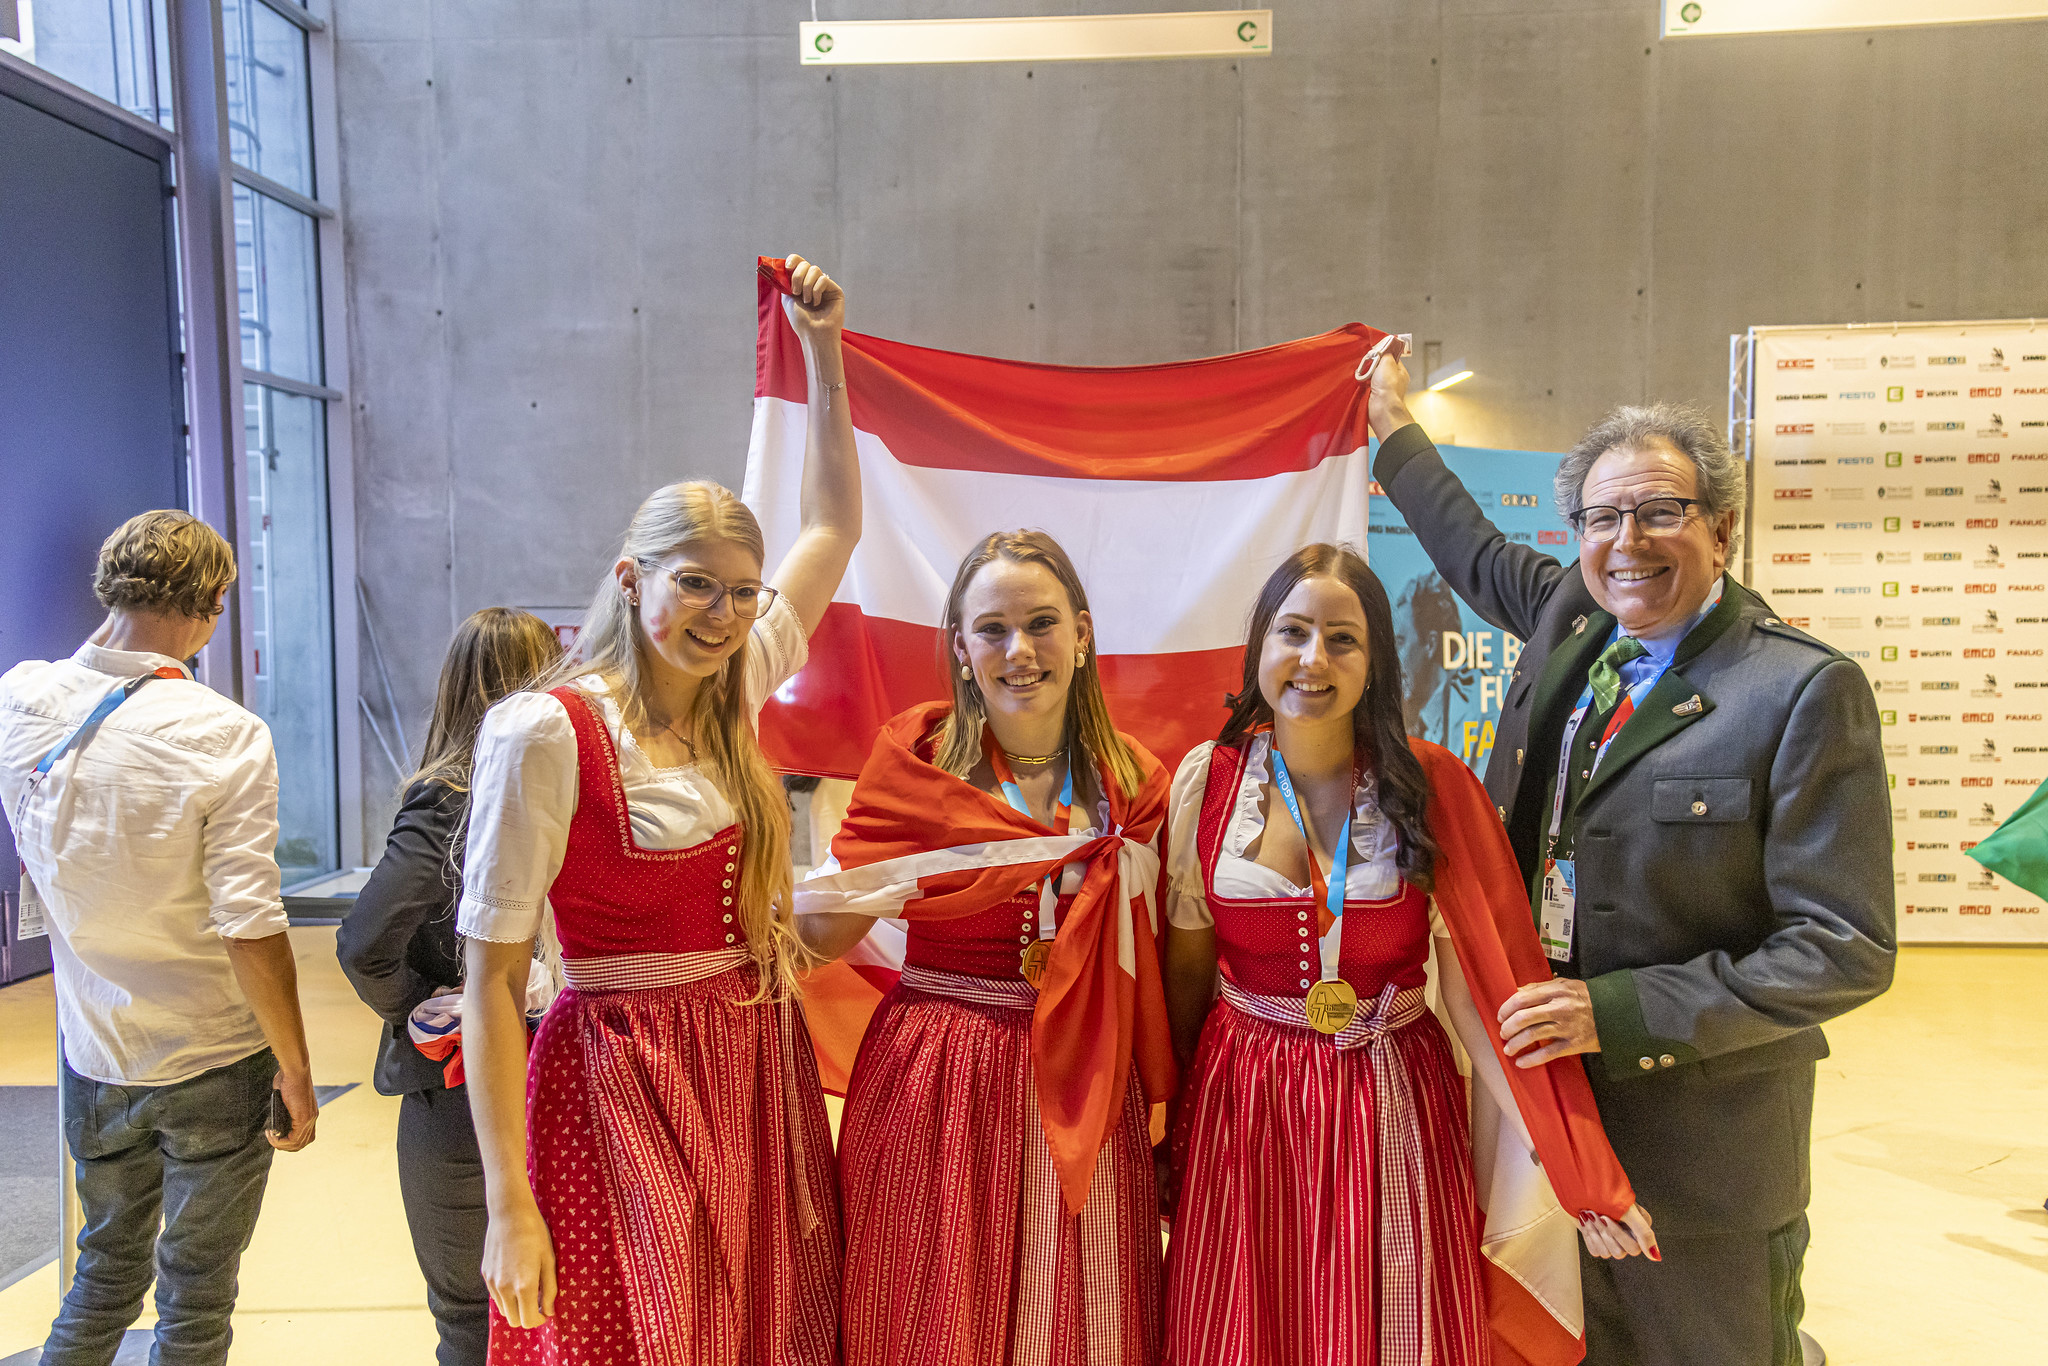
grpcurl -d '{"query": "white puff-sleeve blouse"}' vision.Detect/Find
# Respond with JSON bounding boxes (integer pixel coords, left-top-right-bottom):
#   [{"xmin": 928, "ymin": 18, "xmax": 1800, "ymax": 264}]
[
  {"xmin": 456, "ymin": 594, "xmax": 807, "ymax": 944},
  {"xmin": 1165, "ymin": 735, "xmax": 1442, "ymax": 935}
]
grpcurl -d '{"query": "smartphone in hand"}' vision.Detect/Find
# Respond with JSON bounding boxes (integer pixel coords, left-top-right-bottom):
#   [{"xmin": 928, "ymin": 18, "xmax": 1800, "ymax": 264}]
[{"xmin": 268, "ymin": 1086, "xmax": 293, "ymax": 1138}]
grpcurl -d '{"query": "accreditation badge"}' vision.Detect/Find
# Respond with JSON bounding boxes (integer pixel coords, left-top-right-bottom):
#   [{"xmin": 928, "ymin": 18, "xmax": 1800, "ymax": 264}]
[{"xmin": 1539, "ymin": 857, "xmax": 1576, "ymax": 963}]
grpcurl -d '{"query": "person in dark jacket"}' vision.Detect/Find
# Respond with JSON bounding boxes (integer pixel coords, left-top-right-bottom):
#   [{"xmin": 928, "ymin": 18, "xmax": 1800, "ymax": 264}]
[
  {"xmin": 336, "ymin": 608, "xmax": 561, "ymax": 1366},
  {"xmin": 1364, "ymin": 352, "xmax": 1895, "ymax": 1366}
]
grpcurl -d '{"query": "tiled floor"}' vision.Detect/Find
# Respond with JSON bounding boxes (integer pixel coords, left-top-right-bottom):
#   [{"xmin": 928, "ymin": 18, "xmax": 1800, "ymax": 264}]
[{"xmin": 0, "ymin": 934, "xmax": 2041, "ymax": 1361}]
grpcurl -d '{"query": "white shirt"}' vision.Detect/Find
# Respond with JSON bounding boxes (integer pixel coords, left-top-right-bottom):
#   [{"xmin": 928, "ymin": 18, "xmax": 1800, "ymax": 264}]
[
  {"xmin": 458, "ymin": 596, "xmax": 808, "ymax": 944},
  {"xmin": 1165, "ymin": 735, "xmax": 1440, "ymax": 934},
  {"xmin": 0, "ymin": 645, "xmax": 286, "ymax": 1085}
]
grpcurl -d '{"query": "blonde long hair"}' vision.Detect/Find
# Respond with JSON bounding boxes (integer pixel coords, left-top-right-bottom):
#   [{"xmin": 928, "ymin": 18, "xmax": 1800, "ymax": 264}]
[
  {"xmin": 540, "ymin": 481, "xmax": 804, "ymax": 999},
  {"xmin": 933, "ymin": 530, "xmax": 1144, "ymax": 801}
]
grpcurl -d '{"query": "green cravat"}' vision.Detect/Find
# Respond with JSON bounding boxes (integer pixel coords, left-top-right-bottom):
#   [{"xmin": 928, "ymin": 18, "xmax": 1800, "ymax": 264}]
[{"xmin": 1587, "ymin": 636, "xmax": 1648, "ymax": 714}]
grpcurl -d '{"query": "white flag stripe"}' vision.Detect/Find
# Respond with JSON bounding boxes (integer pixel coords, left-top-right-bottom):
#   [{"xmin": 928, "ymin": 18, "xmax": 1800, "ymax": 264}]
[
  {"xmin": 796, "ymin": 831, "xmax": 1161, "ymax": 979},
  {"xmin": 744, "ymin": 396, "xmax": 1372, "ymax": 654}
]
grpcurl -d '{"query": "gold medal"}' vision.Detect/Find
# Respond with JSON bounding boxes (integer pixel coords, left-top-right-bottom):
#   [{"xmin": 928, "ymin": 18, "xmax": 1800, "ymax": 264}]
[
  {"xmin": 1020, "ymin": 940, "xmax": 1052, "ymax": 988},
  {"xmin": 1304, "ymin": 979, "xmax": 1359, "ymax": 1035}
]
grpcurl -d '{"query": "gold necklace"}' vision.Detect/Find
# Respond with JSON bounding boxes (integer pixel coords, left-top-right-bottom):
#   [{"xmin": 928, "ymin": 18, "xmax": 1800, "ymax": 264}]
[{"xmin": 1003, "ymin": 750, "xmax": 1060, "ymax": 766}]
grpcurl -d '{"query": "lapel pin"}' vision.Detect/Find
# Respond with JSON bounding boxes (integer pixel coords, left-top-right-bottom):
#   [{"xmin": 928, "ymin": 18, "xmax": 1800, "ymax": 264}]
[
  {"xmin": 1573, "ymin": 615, "xmax": 1588, "ymax": 635},
  {"xmin": 1672, "ymin": 694, "xmax": 1704, "ymax": 716}
]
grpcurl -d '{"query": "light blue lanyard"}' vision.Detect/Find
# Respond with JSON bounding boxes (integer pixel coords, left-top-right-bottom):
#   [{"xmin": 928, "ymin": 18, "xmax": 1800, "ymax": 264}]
[
  {"xmin": 1269, "ymin": 749, "xmax": 1352, "ymax": 927},
  {"xmin": 996, "ymin": 764, "xmax": 1074, "ymax": 943}
]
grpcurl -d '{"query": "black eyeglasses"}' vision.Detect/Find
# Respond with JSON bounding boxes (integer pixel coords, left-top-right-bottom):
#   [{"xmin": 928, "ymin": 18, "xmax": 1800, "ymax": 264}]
[
  {"xmin": 1569, "ymin": 497, "xmax": 1703, "ymax": 544},
  {"xmin": 635, "ymin": 560, "xmax": 779, "ymax": 620}
]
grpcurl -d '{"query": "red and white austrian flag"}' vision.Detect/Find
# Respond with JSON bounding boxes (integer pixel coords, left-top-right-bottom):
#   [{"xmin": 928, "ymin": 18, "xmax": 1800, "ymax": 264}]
[{"xmin": 744, "ymin": 256, "xmax": 1392, "ymax": 778}]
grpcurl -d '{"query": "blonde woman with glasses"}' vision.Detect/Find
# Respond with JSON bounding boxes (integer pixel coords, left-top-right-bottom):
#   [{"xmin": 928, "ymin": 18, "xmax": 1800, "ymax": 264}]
[{"xmin": 458, "ymin": 256, "xmax": 859, "ymax": 1365}]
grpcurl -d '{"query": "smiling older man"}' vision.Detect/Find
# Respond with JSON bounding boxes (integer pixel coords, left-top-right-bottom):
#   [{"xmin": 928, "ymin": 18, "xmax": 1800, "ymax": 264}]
[{"xmin": 1365, "ymin": 358, "xmax": 1895, "ymax": 1366}]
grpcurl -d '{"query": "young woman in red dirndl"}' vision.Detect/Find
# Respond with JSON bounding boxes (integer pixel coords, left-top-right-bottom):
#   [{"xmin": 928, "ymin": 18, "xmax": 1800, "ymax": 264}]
[
  {"xmin": 1160, "ymin": 545, "xmax": 1656, "ymax": 1366},
  {"xmin": 458, "ymin": 257, "xmax": 862, "ymax": 1364},
  {"xmin": 798, "ymin": 531, "xmax": 1178, "ymax": 1366}
]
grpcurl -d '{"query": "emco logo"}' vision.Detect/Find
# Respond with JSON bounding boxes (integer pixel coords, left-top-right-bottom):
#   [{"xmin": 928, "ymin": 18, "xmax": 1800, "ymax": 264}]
[
  {"xmin": 1966, "ymin": 584, "xmax": 1997, "ymax": 593},
  {"xmin": 1537, "ymin": 530, "xmax": 1568, "ymax": 545},
  {"xmin": 1971, "ymin": 387, "xmax": 2002, "ymax": 399},
  {"xmin": 1968, "ymin": 518, "xmax": 2000, "ymax": 529},
  {"xmin": 1969, "ymin": 453, "xmax": 2000, "ymax": 463}
]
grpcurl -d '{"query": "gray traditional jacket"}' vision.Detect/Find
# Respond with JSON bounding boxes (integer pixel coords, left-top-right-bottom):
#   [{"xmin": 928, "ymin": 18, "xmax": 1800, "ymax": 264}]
[{"xmin": 1376, "ymin": 423, "xmax": 1897, "ymax": 1233}]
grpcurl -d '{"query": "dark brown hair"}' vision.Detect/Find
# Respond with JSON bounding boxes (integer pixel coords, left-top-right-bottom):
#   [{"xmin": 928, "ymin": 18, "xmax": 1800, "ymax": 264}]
[
  {"xmin": 413, "ymin": 608, "xmax": 563, "ymax": 793},
  {"xmin": 1219, "ymin": 544, "xmax": 1439, "ymax": 890},
  {"xmin": 932, "ymin": 529, "xmax": 1145, "ymax": 801},
  {"xmin": 94, "ymin": 510, "xmax": 236, "ymax": 620}
]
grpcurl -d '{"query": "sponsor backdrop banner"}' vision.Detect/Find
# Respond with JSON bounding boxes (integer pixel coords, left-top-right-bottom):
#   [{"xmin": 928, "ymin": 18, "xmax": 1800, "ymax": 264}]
[
  {"xmin": 1751, "ymin": 322, "xmax": 2048, "ymax": 943},
  {"xmin": 1368, "ymin": 444, "xmax": 1579, "ymax": 773}
]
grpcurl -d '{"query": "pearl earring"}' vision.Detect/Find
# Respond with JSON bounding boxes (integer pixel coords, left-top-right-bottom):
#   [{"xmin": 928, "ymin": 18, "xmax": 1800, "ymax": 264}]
[
  {"xmin": 960, "ymin": 665, "xmax": 972, "ymax": 680},
  {"xmin": 1075, "ymin": 650, "xmax": 1086, "ymax": 667}
]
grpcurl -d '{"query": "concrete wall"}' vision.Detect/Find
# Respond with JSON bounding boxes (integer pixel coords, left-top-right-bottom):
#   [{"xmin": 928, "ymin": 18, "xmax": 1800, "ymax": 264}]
[{"xmin": 330, "ymin": 0, "xmax": 2048, "ymax": 856}]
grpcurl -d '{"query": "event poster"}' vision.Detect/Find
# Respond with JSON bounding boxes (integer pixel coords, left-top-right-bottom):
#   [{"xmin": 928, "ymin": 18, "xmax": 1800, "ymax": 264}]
[
  {"xmin": 1367, "ymin": 444, "xmax": 1578, "ymax": 771},
  {"xmin": 1750, "ymin": 323, "xmax": 2048, "ymax": 943}
]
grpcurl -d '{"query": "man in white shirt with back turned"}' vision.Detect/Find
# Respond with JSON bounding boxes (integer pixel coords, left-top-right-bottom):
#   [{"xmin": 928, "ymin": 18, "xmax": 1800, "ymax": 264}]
[{"xmin": 0, "ymin": 510, "xmax": 317, "ymax": 1366}]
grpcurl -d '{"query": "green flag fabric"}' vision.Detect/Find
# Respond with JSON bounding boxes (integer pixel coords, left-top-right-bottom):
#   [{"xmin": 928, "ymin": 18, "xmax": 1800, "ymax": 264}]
[{"xmin": 1967, "ymin": 775, "xmax": 2048, "ymax": 903}]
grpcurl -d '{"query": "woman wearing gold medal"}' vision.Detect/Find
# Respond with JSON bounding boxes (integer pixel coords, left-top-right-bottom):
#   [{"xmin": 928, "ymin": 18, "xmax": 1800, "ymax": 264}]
[
  {"xmin": 1160, "ymin": 544, "xmax": 1654, "ymax": 1366},
  {"xmin": 799, "ymin": 530, "xmax": 1177, "ymax": 1366}
]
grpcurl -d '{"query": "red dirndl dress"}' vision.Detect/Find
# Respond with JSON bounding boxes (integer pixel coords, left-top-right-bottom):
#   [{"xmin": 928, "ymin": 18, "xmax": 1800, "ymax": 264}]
[
  {"xmin": 1164, "ymin": 739, "xmax": 1489, "ymax": 1366},
  {"xmin": 838, "ymin": 883, "xmax": 1163, "ymax": 1366},
  {"xmin": 489, "ymin": 689, "xmax": 843, "ymax": 1366}
]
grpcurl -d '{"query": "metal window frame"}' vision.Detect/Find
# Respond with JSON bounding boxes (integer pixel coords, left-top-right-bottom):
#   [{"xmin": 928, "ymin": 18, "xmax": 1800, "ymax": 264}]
[
  {"xmin": 233, "ymin": 162, "xmax": 333, "ymax": 219},
  {"xmin": 303, "ymin": 0, "xmax": 361, "ymax": 866}
]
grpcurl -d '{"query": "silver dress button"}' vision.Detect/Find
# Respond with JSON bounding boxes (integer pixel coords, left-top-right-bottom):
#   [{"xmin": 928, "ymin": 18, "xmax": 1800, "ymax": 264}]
[
  {"xmin": 1299, "ymin": 927, "xmax": 1312, "ymax": 938},
  {"xmin": 1298, "ymin": 960, "xmax": 1311, "ymax": 971},
  {"xmin": 1296, "ymin": 909, "xmax": 1309, "ymax": 921},
  {"xmin": 1299, "ymin": 978, "xmax": 1312, "ymax": 989},
  {"xmin": 1690, "ymin": 800, "xmax": 1708, "ymax": 816}
]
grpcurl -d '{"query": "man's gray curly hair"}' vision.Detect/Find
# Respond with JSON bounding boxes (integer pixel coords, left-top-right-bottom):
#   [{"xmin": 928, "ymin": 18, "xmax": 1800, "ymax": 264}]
[{"xmin": 1555, "ymin": 403, "xmax": 1746, "ymax": 554}]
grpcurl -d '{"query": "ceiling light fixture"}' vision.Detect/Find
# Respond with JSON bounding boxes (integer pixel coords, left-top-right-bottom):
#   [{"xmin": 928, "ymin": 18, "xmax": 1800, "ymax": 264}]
[
  {"xmin": 1427, "ymin": 359, "xmax": 1474, "ymax": 392},
  {"xmin": 799, "ymin": 10, "xmax": 1273, "ymax": 66}
]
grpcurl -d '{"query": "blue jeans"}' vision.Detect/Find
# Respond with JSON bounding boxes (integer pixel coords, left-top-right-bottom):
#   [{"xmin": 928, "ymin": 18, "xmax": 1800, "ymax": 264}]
[{"xmin": 44, "ymin": 1049, "xmax": 278, "ymax": 1366}]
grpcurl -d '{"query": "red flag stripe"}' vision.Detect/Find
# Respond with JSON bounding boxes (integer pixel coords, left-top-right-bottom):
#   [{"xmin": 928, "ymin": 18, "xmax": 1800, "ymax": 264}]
[{"xmin": 757, "ymin": 257, "xmax": 1386, "ymax": 482}]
